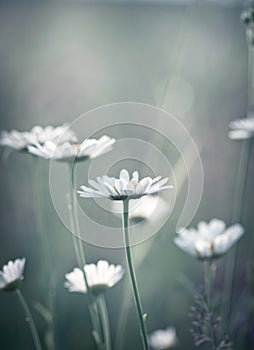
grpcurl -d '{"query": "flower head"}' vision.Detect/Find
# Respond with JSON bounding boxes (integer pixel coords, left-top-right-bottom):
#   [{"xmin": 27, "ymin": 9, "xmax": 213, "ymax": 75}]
[
  {"xmin": 228, "ymin": 116, "xmax": 254, "ymax": 140},
  {"xmin": 78, "ymin": 169, "xmax": 173, "ymax": 201},
  {"xmin": 149, "ymin": 327, "xmax": 177, "ymax": 349},
  {"xmin": 64, "ymin": 260, "xmax": 124, "ymax": 296},
  {"xmin": 174, "ymin": 219, "xmax": 244, "ymax": 260},
  {"xmin": 0, "ymin": 258, "xmax": 26, "ymax": 291},
  {"xmin": 241, "ymin": 6, "xmax": 254, "ymax": 25},
  {"xmin": 27, "ymin": 135, "xmax": 115, "ymax": 162},
  {"xmin": 0, "ymin": 124, "xmax": 77, "ymax": 151},
  {"xmin": 111, "ymin": 195, "xmax": 169, "ymax": 223}
]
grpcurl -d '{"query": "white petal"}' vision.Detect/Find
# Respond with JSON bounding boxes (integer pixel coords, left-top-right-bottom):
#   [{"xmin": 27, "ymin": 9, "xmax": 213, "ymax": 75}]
[
  {"xmin": 131, "ymin": 171, "xmax": 139, "ymax": 182},
  {"xmin": 228, "ymin": 130, "xmax": 253, "ymax": 140},
  {"xmin": 120, "ymin": 169, "xmax": 130, "ymax": 182}
]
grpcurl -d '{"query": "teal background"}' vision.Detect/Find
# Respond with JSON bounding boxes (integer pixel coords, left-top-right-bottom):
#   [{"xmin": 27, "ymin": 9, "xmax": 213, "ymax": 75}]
[{"xmin": 0, "ymin": 1, "xmax": 253, "ymax": 349}]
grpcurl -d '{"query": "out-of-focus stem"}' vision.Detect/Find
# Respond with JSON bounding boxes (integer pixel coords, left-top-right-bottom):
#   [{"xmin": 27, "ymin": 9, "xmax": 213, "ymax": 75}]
[
  {"xmin": 32, "ymin": 156, "xmax": 55, "ymax": 350},
  {"xmin": 69, "ymin": 163, "xmax": 86, "ymax": 267},
  {"xmin": 68, "ymin": 162, "xmax": 111, "ymax": 350},
  {"xmin": 97, "ymin": 295, "xmax": 112, "ymax": 350},
  {"xmin": 16, "ymin": 289, "xmax": 42, "ymax": 350},
  {"xmin": 225, "ymin": 140, "xmax": 251, "ymax": 328},
  {"xmin": 247, "ymin": 46, "xmax": 254, "ymax": 113},
  {"xmin": 114, "ymin": 278, "xmax": 132, "ymax": 350},
  {"xmin": 204, "ymin": 261, "xmax": 215, "ymax": 350},
  {"xmin": 32, "ymin": 156, "xmax": 51, "ymax": 273}
]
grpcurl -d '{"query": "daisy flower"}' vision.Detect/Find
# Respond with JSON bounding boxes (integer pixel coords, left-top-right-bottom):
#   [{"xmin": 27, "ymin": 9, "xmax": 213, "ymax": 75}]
[
  {"xmin": 78, "ymin": 169, "xmax": 173, "ymax": 201},
  {"xmin": 149, "ymin": 327, "xmax": 177, "ymax": 349},
  {"xmin": 174, "ymin": 219, "xmax": 244, "ymax": 260},
  {"xmin": 27, "ymin": 135, "xmax": 115, "ymax": 162},
  {"xmin": 0, "ymin": 124, "xmax": 77, "ymax": 151},
  {"xmin": 228, "ymin": 116, "xmax": 254, "ymax": 140},
  {"xmin": 241, "ymin": 5, "xmax": 254, "ymax": 25},
  {"xmin": 65, "ymin": 260, "xmax": 124, "ymax": 296},
  {"xmin": 0, "ymin": 258, "xmax": 26, "ymax": 291}
]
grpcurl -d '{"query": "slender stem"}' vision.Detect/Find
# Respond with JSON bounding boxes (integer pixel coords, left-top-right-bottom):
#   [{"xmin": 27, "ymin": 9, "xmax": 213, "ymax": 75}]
[
  {"xmin": 32, "ymin": 156, "xmax": 55, "ymax": 350},
  {"xmin": 122, "ymin": 200, "xmax": 149, "ymax": 350},
  {"xmin": 32, "ymin": 156, "xmax": 51, "ymax": 272},
  {"xmin": 223, "ymin": 141, "xmax": 252, "ymax": 331},
  {"xmin": 70, "ymin": 163, "xmax": 86, "ymax": 266},
  {"xmin": 97, "ymin": 295, "xmax": 112, "ymax": 350},
  {"xmin": 204, "ymin": 261, "xmax": 215, "ymax": 350},
  {"xmin": 114, "ymin": 278, "xmax": 132, "ymax": 350},
  {"xmin": 69, "ymin": 162, "xmax": 85, "ymax": 265},
  {"xmin": 67, "ymin": 162, "xmax": 107, "ymax": 350},
  {"xmin": 247, "ymin": 46, "xmax": 254, "ymax": 114},
  {"xmin": 16, "ymin": 289, "xmax": 42, "ymax": 350},
  {"xmin": 67, "ymin": 164, "xmax": 84, "ymax": 269}
]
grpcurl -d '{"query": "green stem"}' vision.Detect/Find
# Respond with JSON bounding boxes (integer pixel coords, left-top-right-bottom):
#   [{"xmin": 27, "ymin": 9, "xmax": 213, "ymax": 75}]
[
  {"xmin": 32, "ymin": 156, "xmax": 55, "ymax": 350},
  {"xmin": 204, "ymin": 261, "xmax": 215, "ymax": 350},
  {"xmin": 114, "ymin": 278, "xmax": 132, "ymax": 350},
  {"xmin": 67, "ymin": 164, "xmax": 84, "ymax": 270},
  {"xmin": 247, "ymin": 46, "xmax": 254, "ymax": 114},
  {"xmin": 16, "ymin": 289, "xmax": 42, "ymax": 350},
  {"xmin": 69, "ymin": 163, "xmax": 86, "ymax": 267},
  {"xmin": 67, "ymin": 163, "xmax": 106, "ymax": 350},
  {"xmin": 222, "ymin": 140, "xmax": 252, "ymax": 331},
  {"xmin": 122, "ymin": 200, "xmax": 149, "ymax": 350},
  {"xmin": 32, "ymin": 156, "xmax": 51, "ymax": 272},
  {"xmin": 97, "ymin": 295, "xmax": 112, "ymax": 350}
]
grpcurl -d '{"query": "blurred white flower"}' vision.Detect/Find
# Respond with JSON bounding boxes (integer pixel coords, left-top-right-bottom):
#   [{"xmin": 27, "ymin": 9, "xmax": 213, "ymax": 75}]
[
  {"xmin": 78, "ymin": 169, "xmax": 173, "ymax": 201},
  {"xmin": 64, "ymin": 260, "xmax": 124, "ymax": 295},
  {"xmin": 0, "ymin": 258, "xmax": 26, "ymax": 291},
  {"xmin": 111, "ymin": 195, "xmax": 169, "ymax": 223},
  {"xmin": 174, "ymin": 219, "xmax": 244, "ymax": 260},
  {"xmin": 228, "ymin": 117, "xmax": 254, "ymax": 140},
  {"xmin": 27, "ymin": 135, "xmax": 115, "ymax": 162},
  {"xmin": 0, "ymin": 124, "xmax": 77, "ymax": 151},
  {"xmin": 149, "ymin": 327, "xmax": 177, "ymax": 349}
]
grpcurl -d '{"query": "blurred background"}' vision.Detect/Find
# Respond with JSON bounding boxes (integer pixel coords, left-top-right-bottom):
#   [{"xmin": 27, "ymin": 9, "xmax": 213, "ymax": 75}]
[{"xmin": 0, "ymin": 0, "xmax": 254, "ymax": 349}]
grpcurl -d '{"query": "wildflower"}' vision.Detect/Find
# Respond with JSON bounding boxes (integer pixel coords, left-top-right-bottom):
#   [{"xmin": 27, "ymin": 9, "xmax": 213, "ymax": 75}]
[
  {"xmin": 149, "ymin": 327, "xmax": 177, "ymax": 349},
  {"xmin": 0, "ymin": 258, "xmax": 26, "ymax": 291},
  {"xmin": 241, "ymin": 6, "xmax": 254, "ymax": 26},
  {"xmin": 174, "ymin": 219, "xmax": 244, "ymax": 260},
  {"xmin": 27, "ymin": 135, "xmax": 115, "ymax": 162},
  {"xmin": 228, "ymin": 116, "xmax": 254, "ymax": 140},
  {"xmin": 78, "ymin": 169, "xmax": 172, "ymax": 349},
  {"xmin": 0, "ymin": 124, "xmax": 77, "ymax": 151},
  {"xmin": 111, "ymin": 195, "xmax": 169, "ymax": 224},
  {"xmin": 64, "ymin": 260, "xmax": 124, "ymax": 296},
  {"xmin": 78, "ymin": 169, "xmax": 173, "ymax": 201}
]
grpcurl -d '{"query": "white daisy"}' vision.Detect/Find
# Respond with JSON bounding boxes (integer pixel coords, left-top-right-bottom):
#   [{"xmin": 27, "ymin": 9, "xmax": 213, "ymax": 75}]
[
  {"xmin": 64, "ymin": 260, "xmax": 124, "ymax": 296},
  {"xmin": 174, "ymin": 219, "xmax": 244, "ymax": 260},
  {"xmin": 111, "ymin": 195, "xmax": 169, "ymax": 223},
  {"xmin": 27, "ymin": 135, "xmax": 115, "ymax": 162},
  {"xmin": 228, "ymin": 116, "xmax": 254, "ymax": 140},
  {"xmin": 78, "ymin": 169, "xmax": 173, "ymax": 201},
  {"xmin": 0, "ymin": 124, "xmax": 77, "ymax": 151},
  {"xmin": 149, "ymin": 327, "xmax": 177, "ymax": 349},
  {"xmin": 241, "ymin": 6, "xmax": 254, "ymax": 25},
  {"xmin": 0, "ymin": 258, "xmax": 26, "ymax": 291}
]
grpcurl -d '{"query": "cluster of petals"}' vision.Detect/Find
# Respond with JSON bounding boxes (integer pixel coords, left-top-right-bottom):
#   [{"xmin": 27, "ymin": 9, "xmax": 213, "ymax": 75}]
[
  {"xmin": 0, "ymin": 258, "xmax": 26, "ymax": 291},
  {"xmin": 0, "ymin": 124, "xmax": 77, "ymax": 151},
  {"xmin": 64, "ymin": 260, "xmax": 124, "ymax": 295},
  {"xmin": 174, "ymin": 219, "xmax": 244, "ymax": 260},
  {"xmin": 228, "ymin": 116, "xmax": 254, "ymax": 140},
  {"xmin": 78, "ymin": 169, "xmax": 173, "ymax": 201},
  {"xmin": 149, "ymin": 327, "xmax": 177, "ymax": 349},
  {"xmin": 27, "ymin": 135, "xmax": 115, "ymax": 162}
]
